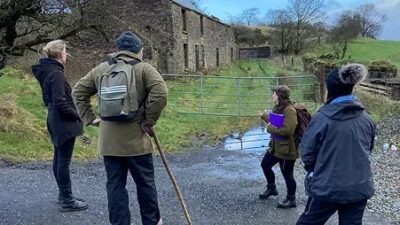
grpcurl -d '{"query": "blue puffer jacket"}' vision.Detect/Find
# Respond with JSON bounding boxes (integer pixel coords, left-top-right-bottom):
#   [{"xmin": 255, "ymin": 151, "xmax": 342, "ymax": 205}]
[{"xmin": 301, "ymin": 100, "xmax": 375, "ymax": 203}]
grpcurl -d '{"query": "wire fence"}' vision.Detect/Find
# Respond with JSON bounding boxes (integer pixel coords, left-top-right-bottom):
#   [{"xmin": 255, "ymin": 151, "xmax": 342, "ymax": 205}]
[
  {"xmin": 163, "ymin": 74, "xmax": 318, "ymax": 117},
  {"xmin": 162, "ymin": 74, "xmax": 318, "ymax": 151}
]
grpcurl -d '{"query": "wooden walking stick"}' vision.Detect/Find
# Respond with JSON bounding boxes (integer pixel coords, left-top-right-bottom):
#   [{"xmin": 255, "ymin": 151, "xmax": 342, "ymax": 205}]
[{"xmin": 153, "ymin": 133, "xmax": 193, "ymax": 225}]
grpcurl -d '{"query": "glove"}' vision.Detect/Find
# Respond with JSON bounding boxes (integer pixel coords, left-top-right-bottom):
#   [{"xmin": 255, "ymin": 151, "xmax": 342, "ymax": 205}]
[{"xmin": 304, "ymin": 171, "xmax": 314, "ymax": 196}]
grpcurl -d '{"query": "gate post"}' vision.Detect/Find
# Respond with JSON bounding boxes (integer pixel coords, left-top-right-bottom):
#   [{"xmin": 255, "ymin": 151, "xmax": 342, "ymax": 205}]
[
  {"xmin": 318, "ymin": 64, "xmax": 326, "ymax": 103},
  {"xmin": 200, "ymin": 75, "xmax": 204, "ymax": 114},
  {"xmin": 237, "ymin": 78, "xmax": 242, "ymax": 117}
]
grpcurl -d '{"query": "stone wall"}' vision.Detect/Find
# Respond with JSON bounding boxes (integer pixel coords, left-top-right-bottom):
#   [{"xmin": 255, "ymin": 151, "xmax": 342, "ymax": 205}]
[
  {"xmin": 66, "ymin": 0, "xmax": 236, "ymax": 77},
  {"xmin": 170, "ymin": 2, "xmax": 236, "ymax": 73},
  {"xmin": 119, "ymin": 0, "xmax": 175, "ymax": 72}
]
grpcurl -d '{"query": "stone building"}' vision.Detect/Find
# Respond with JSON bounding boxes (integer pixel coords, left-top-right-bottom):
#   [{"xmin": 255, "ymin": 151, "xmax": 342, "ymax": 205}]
[{"xmin": 115, "ymin": 0, "xmax": 236, "ymax": 74}]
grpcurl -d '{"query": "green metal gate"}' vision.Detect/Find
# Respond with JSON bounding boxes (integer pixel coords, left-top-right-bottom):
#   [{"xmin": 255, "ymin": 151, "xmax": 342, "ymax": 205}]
[{"xmin": 163, "ymin": 74, "xmax": 317, "ymax": 117}]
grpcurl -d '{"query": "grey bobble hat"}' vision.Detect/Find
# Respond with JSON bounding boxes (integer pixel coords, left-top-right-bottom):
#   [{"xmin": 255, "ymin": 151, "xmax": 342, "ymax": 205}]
[
  {"xmin": 116, "ymin": 31, "xmax": 143, "ymax": 54},
  {"xmin": 326, "ymin": 63, "xmax": 368, "ymax": 101}
]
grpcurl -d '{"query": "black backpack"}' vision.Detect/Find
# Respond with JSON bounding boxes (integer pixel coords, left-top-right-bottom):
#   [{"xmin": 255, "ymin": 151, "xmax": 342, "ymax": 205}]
[{"xmin": 293, "ymin": 103, "xmax": 312, "ymax": 144}]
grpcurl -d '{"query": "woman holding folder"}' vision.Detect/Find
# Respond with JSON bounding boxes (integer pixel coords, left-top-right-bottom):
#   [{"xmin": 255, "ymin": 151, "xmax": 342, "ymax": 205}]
[{"xmin": 259, "ymin": 85, "xmax": 298, "ymax": 209}]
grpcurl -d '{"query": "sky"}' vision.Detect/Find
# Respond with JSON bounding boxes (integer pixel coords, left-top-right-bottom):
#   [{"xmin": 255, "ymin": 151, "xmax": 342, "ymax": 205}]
[{"xmin": 199, "ymin": 0, "xmax": 400, "ymax": 41}]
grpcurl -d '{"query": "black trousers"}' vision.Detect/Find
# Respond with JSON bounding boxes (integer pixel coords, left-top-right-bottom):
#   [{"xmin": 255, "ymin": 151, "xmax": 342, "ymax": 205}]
[
  {"xmin": 261, "ymin": 152, "xmax": 296, "ymax": 197},
  {"xmin": 53, "ymin": 137, "xmax": 75, "ymax": 201},
  {"xmin": 104, "ymin": 154, "xmax": 160, "ymax": 225},
  {"xmin": 296, "ymin": 197, "xmax": 367, "ymax": 225}
]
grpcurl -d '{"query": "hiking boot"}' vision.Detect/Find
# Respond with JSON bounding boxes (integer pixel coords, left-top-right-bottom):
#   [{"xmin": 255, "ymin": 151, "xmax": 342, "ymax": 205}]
[
  {"xmin": 259, "ymin": 186, "xmax": 278, "ymax": 199},
  {"xmin": 59, "ymin": 199, "xmax": 89, "ymax": 212},
  {"xmin": 276, "ymin": 196, "xmax": 296, "ymax": 209},
  {"xmin": 57, "ymin": 195, "xmax": 85, "ymax": 204}
]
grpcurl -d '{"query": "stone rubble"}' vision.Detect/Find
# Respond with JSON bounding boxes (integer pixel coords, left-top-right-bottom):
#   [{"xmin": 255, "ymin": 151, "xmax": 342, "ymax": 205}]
[{"xmin": 368, "ymin": 117, "xmax": 400, "ymax": 225}]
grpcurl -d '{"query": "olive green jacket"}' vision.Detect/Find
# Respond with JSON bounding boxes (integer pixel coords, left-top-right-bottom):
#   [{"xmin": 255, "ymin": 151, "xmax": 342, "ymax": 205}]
[
  {"xmin": 72, "ymin": 51, "xmax": 168, "ymax": 156},
  {"xmin": 261, "ymin": 104, "xmax": 299, "ymax": 160}
]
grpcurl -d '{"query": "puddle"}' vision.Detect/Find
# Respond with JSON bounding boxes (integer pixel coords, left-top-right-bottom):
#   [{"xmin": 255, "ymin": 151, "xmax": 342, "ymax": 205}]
[{"xmin": 224, "ymin": 127, "xmax": 270, "ymax": 154}]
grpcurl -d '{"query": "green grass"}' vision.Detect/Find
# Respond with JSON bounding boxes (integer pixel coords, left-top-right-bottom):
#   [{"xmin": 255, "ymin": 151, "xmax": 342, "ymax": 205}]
[
  {"xmin": 0, "ymin": 61, "xmax": 316, "ymax": 162},
  {"xmin": 0, "ymin": 68, "xmax": 98, "ymax": 162},
  {"xmin": 316, "ymin": 38, "xmax": 400, "ymax": 68}
]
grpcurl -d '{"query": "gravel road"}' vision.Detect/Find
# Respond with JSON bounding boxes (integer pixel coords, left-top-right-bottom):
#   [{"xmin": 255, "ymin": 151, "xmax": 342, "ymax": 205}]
[{"xmin": 0, "ymin": 146, "xmax": 391, "ymax": 225}]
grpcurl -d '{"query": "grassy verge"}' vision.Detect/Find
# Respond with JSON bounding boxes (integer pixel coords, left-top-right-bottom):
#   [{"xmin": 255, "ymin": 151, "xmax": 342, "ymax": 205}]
[
  {"xmin": 0, "ymin": 61, "xmax": 315, "ymax": 162},
  {"xmin": 354, "ymin": 88, "xmax": 400, "ymax": 122},
  {"xmin": 0, "ymin": 68, "xmax": 98, "ymax": 162}
]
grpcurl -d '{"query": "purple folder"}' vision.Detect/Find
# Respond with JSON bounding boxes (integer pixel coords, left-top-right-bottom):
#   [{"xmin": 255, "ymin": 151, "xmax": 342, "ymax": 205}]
[
  {"xmin": 269, "ymin": 112, "xmax": 285, "ymax": 128},
  {"xmin": 269, "ymin": 112, "xmax": 287, "ymax": 141}
]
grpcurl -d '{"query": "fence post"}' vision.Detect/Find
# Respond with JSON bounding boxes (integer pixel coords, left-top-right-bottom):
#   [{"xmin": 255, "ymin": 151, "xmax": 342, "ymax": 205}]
[
  {"xmin": 200, "ymin": 75, "xmax": 204, "ymax": 114},
  {"xmin": 318, "ymin": 64, "xmax": 326, "ymax": 103},
  {"xmin": 238, "ymin": 78, "xmax": 242, "ymax": 117}
]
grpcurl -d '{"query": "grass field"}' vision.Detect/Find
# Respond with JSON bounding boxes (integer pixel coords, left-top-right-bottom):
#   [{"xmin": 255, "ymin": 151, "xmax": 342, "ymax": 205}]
[
  {"xmin": 316, "ymin": 38, "xmax": 400, "ymax": 68},
  {"xmin": 1, "ymin": 61, "xmax": 309, "ymax": 162}
]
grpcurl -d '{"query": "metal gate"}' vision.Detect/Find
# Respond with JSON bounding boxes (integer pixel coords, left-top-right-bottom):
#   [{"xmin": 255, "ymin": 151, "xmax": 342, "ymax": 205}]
[{"xmin": 163, "ymin": 74, "xmax": 318, "ymax": 117}]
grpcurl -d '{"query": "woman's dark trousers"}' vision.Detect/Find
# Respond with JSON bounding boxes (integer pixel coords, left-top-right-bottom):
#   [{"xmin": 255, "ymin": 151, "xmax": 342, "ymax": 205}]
[
  {"xmin": 296, "ymin": 197, "xmax": 367, "ymax": 225},
  {"xmin": 261, "ymin": 152, "xmax": 296, "ymax": 197},
  {"xmin": 53, "ymin": 137, "xmax": 75, "ymax": 202},
  {"xmin": 104, "ymin": 154, "xmax": 161, "ymax": 225}
]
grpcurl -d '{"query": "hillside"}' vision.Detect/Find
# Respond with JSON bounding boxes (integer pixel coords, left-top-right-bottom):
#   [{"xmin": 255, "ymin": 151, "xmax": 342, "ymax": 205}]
[
  {"xmin": 316, "ymin": 38, "xmax": 400, "ymax": 68},
  {"xmin": 0, "ymin": 61, "xmax": 291, "ymax": 162}
]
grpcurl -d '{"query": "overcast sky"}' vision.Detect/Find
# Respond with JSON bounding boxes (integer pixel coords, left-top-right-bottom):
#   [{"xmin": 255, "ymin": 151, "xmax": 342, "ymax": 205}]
[{"xmin": 200, "ymin": 0, "xmax": 400, "ymax": 40}]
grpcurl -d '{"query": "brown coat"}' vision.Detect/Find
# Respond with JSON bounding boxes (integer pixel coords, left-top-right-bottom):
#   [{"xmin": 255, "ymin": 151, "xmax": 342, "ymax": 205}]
[
  {"xmin": 261, "ymin": 104, "xmax": 299, "ymax": 160},
  {"xmin": 72, "ymin": 51, "xmax": 168, "ymax": 156}
]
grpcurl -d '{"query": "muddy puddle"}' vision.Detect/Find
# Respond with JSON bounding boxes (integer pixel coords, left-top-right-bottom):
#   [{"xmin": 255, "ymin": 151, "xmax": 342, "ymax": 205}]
[{"xmin": 224, "ymin": 127, "xmax": 270, "ymax": 154}]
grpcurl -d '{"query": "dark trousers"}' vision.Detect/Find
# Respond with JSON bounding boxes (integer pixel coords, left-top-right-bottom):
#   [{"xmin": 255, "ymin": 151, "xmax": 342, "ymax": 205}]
[
  {"xmin": 104, "ymin": 154, "xmax": 160, "ymax": 225},
  {"xmin": 261, "ymin": 152, "xmax": 296, "ymax": 196},
  {"xmin": 53, "ymin": 137, "xmax": 75, "ymax": 201},
  {"xmin": 296, "ymin": 197, "xmax": 367, "ymax": 225}
]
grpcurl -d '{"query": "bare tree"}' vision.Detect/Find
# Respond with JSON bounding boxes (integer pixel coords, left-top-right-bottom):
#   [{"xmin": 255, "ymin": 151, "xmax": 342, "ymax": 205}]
[
  {"xmin": 242, "ymin": 8, "xmax": 260, "ymax": 26},
  {"xmin": 0, "ymin": 0, "xmax": 109, "ymax": 69},
  {"xmin": 329, "ymin": 10, "xmax": 362, "ymax": 59},
  {"xmin": 229, "ymin": 8, "xmax": 261, "ymax": 26},
  {"xmin": 355, "ymin": 3, "xmax": 387, "ymax": 39},
  {"xmin": 288, "ymin": 0, "xmax": 325, "ymax": 54},
  {"xmin": 266, "ymin": 9, "xmax": 295, "ymax": 60}
]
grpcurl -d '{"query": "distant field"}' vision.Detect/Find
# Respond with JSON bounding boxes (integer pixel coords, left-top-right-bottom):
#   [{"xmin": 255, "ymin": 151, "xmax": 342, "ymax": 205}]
[{"xmin": 316, "ymin": 38, "xmax": 400, "ymax": 68}]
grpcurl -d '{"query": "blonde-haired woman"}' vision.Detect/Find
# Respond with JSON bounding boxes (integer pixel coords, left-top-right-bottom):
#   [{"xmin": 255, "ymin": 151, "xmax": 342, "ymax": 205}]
[{"xmin": 32, "ymin": 40, "xmax": 88, "ymax": 212}]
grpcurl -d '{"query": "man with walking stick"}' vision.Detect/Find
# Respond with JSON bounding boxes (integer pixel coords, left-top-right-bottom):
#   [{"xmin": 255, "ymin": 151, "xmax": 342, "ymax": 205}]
[{"xmin": 72, "ymin": 31, "xmax": 167, "ymax": 225}]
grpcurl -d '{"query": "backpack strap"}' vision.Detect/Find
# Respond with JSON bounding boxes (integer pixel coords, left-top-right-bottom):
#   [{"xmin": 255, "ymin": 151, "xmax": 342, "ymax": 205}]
[{"xmin": 108, "ymin": 57, "xmax": 141, "ymax": 66}]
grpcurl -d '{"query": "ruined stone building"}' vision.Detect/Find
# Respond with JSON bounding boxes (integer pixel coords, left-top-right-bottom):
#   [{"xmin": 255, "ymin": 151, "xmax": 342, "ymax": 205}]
[{"xmin": 115, "ymin": 0, "xmax": 236, "ymax": 74}]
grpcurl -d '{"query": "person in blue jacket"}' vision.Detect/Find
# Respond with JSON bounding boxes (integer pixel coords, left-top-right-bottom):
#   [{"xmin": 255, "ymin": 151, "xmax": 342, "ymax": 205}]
[
  {"xmin": 32, "ymin": 40, "xmax": 88, "ymax": 212},
  {"xmin": 296, "ymin": 63, "xmax": 376, "ymax": 225}
]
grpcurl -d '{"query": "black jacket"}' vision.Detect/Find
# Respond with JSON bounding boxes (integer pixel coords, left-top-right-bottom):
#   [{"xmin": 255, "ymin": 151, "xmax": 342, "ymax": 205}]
[
  {"xmin": 301, "ymin": 100, "xmax": 375, "ymax": 203},
  {"xmin": 32, "ymin": 58, "xmax": 83, "ymax": 147}
]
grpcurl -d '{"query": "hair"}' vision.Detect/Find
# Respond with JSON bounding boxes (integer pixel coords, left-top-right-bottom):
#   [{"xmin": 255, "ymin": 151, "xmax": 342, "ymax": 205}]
[
  {"xmin": 272, "ymin": 91, "xmax": 292, "ymax": 114},
  {"xmin": 42, "ymin": 40, "xmax": 66, "ymax": 59}
]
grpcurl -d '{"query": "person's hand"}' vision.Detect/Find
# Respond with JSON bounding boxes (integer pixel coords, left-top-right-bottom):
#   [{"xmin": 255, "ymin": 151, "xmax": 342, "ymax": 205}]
[
  {"xmin": 90, "ymin": 118, "xmax": 101, "ymax": 127},
  {"xmin": 141, "ymin": 124, "xmax": 155, "ymax": 137},
  {"xmin": 260, "ymin": 111, "xmax": 270, "ymax": 123}
]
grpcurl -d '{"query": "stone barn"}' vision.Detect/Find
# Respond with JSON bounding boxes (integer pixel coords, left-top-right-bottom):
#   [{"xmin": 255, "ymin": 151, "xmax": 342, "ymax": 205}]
[{"xmin": 108, "ymin": 0, "xmax": 236, "ymax": 74}]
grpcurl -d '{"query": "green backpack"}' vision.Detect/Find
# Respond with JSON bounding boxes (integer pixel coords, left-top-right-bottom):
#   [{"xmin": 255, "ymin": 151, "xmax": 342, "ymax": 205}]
[{"xmin": 98, "ymin": 58, "xmax": 140, "ymax": 121}]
